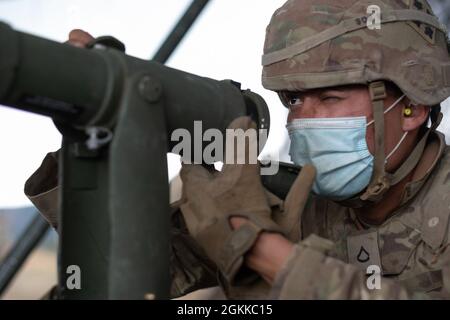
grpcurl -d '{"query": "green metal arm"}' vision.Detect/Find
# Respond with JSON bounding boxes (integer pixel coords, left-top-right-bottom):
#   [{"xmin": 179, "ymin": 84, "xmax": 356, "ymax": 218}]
[{"xmin": 0, "ymin": 22, "xmax": 270, "ymax": 299}]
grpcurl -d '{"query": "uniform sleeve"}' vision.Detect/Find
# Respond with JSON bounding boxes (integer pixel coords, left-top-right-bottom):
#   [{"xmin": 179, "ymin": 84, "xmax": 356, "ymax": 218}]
[
  {"xmin": 23, "ymin": 151, "xmax": 218, "ymax": 298},
  {"xmin": 24, "ymin": 151, "xmax": 59, "ymax": 227},
  {"xmin": 169, "ymin": 203, "xmax": 219, "ymax": 297},
  {"xmin": 269, "ymin": 234, "xmax": 450, "ymax": 300}
]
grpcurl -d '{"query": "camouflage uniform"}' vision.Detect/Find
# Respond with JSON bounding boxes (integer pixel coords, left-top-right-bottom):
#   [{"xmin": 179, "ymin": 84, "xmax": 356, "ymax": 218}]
[
  {"xmin": 25, "ymin": 0, "xmax": 450, "ymax": 299},
  {"xmin": 260, "ymin": 0, "xmax": 450, "ymax": 299},
  {"xmin": 270, "ymin": 131, "xmax": 450, "ymax": 299}
]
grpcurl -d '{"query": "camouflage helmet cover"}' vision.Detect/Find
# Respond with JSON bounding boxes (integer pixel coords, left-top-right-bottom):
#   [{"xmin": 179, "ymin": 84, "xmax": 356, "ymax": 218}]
[{"xmin": 262, "ymin": 0, "xmax": 450, "ymax": 107}]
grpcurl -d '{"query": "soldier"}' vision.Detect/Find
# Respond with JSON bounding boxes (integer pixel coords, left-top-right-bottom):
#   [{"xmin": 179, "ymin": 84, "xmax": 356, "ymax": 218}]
[{"xmin": 26, "ymin": 0, "xmax": 450, "ymax": 299}]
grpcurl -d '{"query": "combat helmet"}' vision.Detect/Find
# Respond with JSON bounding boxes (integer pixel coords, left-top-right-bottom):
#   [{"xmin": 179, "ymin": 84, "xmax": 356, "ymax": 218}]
[{"xmin": 262, "ymin": 0, "xmax": 450, "ymax": 206}]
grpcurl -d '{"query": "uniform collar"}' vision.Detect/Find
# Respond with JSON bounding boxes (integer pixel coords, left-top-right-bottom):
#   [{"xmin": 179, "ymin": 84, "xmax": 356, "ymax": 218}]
[
  {"xmin": 351, "ymin": 130, "xmax": 446, "ymax": 230},
  {"xmin": 400, "ymin": 130, "xmax": 446, "ymax": 206}
]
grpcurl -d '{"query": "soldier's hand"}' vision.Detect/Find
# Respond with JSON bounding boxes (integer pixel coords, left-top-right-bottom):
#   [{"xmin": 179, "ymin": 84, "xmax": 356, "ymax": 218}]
[
  {"xmin": 67, "ymin": 29, "xmax": 95, "ymax": 48},
  {"xmin": 179, "ymin": 116, "xmax": 284, "ymax": 286}
]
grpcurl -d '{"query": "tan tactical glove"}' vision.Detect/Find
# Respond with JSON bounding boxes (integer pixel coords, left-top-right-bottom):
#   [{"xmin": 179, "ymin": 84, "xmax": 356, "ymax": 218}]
[
  {"xmin": 273, "ymin": 164, "xmax": 316, "ymax": 243},
  {"xmin": 179, "ymin": 116, "xmax": 284, "ymax": 286}
]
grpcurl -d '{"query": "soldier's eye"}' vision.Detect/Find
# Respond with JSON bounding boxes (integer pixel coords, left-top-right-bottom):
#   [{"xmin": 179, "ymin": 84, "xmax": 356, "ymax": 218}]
[
  {"xmin": 320, "ymin": 93, "xmax": 342, "ymax": 103},
  {"xmin": 289, "ymin": 97, "xmax": 302, "ymax": 106},
  {"xmin": 280, "ymin": 91, "xmax": 303, "ymax": 107}
]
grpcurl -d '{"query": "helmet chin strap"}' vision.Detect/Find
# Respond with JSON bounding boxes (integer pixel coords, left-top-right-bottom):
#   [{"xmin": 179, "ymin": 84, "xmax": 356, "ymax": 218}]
[
  {"xmin": 360, "ymin": 82, "xmax": 389, "ymax": 202},
  {"xmin": 340, "ymin": 81, "xmax": 443, "ymax": 208}
]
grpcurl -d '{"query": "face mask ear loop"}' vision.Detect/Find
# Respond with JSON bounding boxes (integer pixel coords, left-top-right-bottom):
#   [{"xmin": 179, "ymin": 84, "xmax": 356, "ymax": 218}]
[
  {"xmin": 366, "ymin": 94, "xmax": 406, "ymax": 127},
  {"xmin": 385, "ymin": 131, "xmax": 408, "ymax": 161},
  {"xmin": 365, "ymin": 93, "xmax": 407, "ymax": 164}
]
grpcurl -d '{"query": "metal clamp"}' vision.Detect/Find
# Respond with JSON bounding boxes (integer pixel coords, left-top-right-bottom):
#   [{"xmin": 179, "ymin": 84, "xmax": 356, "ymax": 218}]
[{"xmin": 85, "ymin": 127, "xmax": 113, "ymax": 150}]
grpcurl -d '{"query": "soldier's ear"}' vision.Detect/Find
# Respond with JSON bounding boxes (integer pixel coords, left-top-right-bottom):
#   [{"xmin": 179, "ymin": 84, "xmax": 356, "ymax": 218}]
[{"xmin": 402, "ymin": 103, "xmax": 430, "ymax": 132}]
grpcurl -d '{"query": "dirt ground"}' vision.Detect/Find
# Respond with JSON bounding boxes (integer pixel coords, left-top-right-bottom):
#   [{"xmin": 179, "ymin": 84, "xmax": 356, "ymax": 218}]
[
  {"xmin": 2, "ymin": 248, "xmax": 225, "ymax": 300},
  {"xmin": 2, "ymin": 249, "xmax": 57, "ymax": 300}
]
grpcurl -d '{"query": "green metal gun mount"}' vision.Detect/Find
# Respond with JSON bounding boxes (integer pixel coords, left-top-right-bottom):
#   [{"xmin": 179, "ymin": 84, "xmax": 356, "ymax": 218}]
[{"xmin": 0, "ymin": 22, "xmax": 270, "ymax": 300}]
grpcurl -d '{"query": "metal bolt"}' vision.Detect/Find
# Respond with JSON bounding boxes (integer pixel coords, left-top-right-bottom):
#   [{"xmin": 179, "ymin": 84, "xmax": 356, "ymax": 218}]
[{"xmin": 138, "ymin": 76, "xmax": 162, "ymax": 103}]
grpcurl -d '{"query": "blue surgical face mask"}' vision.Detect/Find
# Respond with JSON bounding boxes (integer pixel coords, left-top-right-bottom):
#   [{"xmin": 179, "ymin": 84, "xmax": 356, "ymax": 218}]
[{"xmin": 286, "ymin": 95, "xmax": 406, "ymax": 201}]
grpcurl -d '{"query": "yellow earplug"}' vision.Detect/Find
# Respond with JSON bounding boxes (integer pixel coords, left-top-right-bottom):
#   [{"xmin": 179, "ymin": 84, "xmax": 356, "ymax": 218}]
[{"xmin": 404, "ymin": 107, "xmax": 413, "ymax": 117}]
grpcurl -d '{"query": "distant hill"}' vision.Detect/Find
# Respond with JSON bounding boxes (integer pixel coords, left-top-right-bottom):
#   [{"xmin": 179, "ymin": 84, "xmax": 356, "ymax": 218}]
[{"xmin": 0, "ymin": 207, "xmax": 57, "ymax": 255}]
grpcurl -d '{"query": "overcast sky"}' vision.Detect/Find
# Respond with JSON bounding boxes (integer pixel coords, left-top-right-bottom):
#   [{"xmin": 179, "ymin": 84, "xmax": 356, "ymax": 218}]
[{"xmin": 0, "ymin": 0, "xmax": 449, "ymax": 208}]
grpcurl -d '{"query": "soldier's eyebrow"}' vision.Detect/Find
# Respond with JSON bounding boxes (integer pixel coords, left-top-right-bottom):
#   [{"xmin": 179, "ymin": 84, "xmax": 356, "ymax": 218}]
[{"xmin": 281, "ymin": 91, "xmax": 305, "ymax": 98}]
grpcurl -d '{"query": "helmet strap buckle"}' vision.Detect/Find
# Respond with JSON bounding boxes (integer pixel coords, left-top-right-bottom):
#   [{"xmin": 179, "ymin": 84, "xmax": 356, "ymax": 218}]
[{"xmin": 360, "ymin": 176, "xmax": 390, "ymax": 202}]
